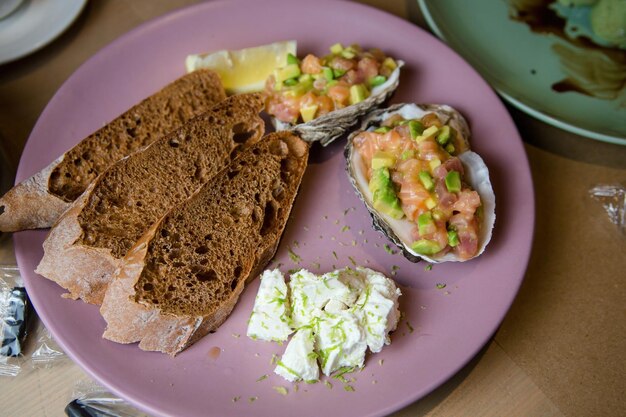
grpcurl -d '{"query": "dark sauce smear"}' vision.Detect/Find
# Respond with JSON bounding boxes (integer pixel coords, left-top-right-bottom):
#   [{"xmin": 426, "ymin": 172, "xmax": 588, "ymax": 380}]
[{"xmin": 509, "ymin": 0, "xmax": 626, "ymax": 99}]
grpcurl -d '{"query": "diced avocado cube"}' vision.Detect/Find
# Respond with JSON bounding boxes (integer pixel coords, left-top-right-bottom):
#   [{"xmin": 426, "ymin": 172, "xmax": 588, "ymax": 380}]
[
  {"xmin": 425, "ymin": 197, "xmax": 437, "ymax": 209},
  {"xmin": 341, "ymin": 47, "xmax": 356, "ymax": 59},
  {"xmin": 275, "ymin": 63, "xmax": 301, "ymax": 84},
  {"xmin": 432, "ymin": 209, "xmax": 445, "ymax": 221},
  {"xmin": 417, "ymin": 212, "xmax": 435, "ymax": 236},
  {"xmin": 368, "ymin": 168, "xmax": 404, "ymax": 219},
  {"xmin": 299, "ymin": 74, "xmax": 313, "ymax": 83},
  {"xmin": 409, "ymin": 120, "xmax": 425, "ymax": 139},
  {"xmin": 371, "ymin": 151, "xmax": 396, "ymax": 170},
  {"xmin": 333, "ymin": 68, "xmax": 346, "ymax": 78},
  {"xmin": 447, "ymin": 229, "xmax": 459, "ymax": 247},
  {"xmin": 383, "ymin": 57, "xmax": 397, "ymax": 71},
  {"xmin": 283, "ymin": 78, "xmax": 298, "ymax": 86},
  {"xmin": 330, "ymin": 43, "xmax": 344, "ymax": 54},
  {"xmin": 349, "ymin": 84, "xmax": 368, "ymax": 105},
  {"xmin": 415, "ymin": 126, "xmax": 439, "ymax": 142},
  {"xmin": 436, "ymin": 125, "xmax": 451, "ymax": 146},
  {"xmin": 369, "ymin": 167, "xmax": 390, "ymax": 194},
  {"xmin": 445, "ymin": 143, "xmax": 455, "ymax": 154},
  {"xmin": 373, "ymin": 188, "xmax": 404, "ymax": 220},
  {"xmin": 429, "ymin": 158, "xmax": 441, "ymax": 171},
  {"xmin": 445, "ymin": 171, "xmax": 461, "ymax": 193},
  {"xmin": 418, "ymin": 171, "xmax": 435, "ymax": 191},
  {"xmin": 300, "ymin": 105, "xmax": 318, "ymax": 123},
  {"xmin": 411, "ymin": 239, "xmax": 442, "ymax": 256},
  {"xmin": 374, "ymin": 126, "xmax": 392, "ymax": 134},
  {"xmin": 400, "ymin": 149, "xmax": 415, "ymax": 160},
  {"xmin": 369, "ymin": 75, "xmax": 387, "ymax": 87},
  {"xmin": 322, "ymin": 67, "xmax": 334, "ymax": 81},
  {"xmin": 287, "ymin": 53, "xmax": 299, "ymax": 65}
]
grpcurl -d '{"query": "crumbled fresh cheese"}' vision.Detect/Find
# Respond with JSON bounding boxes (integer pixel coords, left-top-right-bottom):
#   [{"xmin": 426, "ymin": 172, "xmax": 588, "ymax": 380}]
[
  {"xmin": 315, "ymin": 310, "xmax": 367, "ymax": 375},
  {"xmin": 247, "ymin": 267, "xmax": 401, "ymax": 382},
  {"xmin": 274, "ymin": 327, "xmax": 319, "ymax": 382},
  {"xmin": 353, "ymin": 269, "xmax": 401, "ymax": 353},
  {"xmin": 246, "ymin": 269, "xmax": 293, "ymax": 342}
]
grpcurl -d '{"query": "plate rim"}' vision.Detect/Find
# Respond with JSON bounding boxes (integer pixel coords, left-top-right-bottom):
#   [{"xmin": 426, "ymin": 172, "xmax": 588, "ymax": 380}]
[
  {"xmin": 417, "ymin": 0, "xmax": 626, "ymax": 146},
  {"xmin": 14, "ymin": 0, "xmax": 535, "ymax": 416}
]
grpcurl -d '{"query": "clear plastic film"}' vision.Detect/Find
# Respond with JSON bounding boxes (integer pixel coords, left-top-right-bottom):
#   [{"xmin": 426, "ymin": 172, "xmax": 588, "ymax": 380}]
[
  {"xmin": 589, "ymin": 183, "xmax": 626, "ymax": 235},
  {"xmin": 0, "ymin": 264, "xmax": 67, "ymax": 377},
  {"xmin": 66, "ymin": 379, "xmax": 149, "ymax": 417},
  {"xmin": 0, "ymin": 265, "xmax": 30, "ymax": 376}
]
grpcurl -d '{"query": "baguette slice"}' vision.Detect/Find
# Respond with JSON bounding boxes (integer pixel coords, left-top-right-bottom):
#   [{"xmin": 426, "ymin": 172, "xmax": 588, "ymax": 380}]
[
  {"xmin": 100, "ymin": 131, "xmax": 309, "ymax": 356},
  {"xmin": 0, "ymin": 69, "xmax": 226, "ymax": 232},
  {"xmin": 36, "ymin": 93, "xmax": 265, "ymax": 305}
]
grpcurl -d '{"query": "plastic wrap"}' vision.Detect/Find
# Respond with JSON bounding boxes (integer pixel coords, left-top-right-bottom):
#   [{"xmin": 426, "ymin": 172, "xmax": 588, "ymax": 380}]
[
  {"xmin": 65, "ymin": 379, "xmax": 149, "ymax": 417},
  {"xmin": 0, "ymin": 264, "xmax": 67, "ymax": 376},
  {"xmin": 590, "ymin": 183, "xmax": 626, "ymax": 235},
  {"xmin": 31, "ymin": 325, "xmax": 67, "ymax": 368},
  {"xmin": 0, "ymin": 265, "xmax": 31, "ymax": 376}
]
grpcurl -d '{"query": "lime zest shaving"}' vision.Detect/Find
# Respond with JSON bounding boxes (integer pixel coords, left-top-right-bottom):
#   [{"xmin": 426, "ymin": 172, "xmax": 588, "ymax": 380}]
[{"xmin": 273, "ymin": 386, "xmax": 289, "ymax": 396}]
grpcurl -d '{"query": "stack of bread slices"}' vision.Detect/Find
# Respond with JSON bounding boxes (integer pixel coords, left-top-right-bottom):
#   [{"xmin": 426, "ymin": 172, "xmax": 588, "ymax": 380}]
[{"xmin": 0, "ymin": 70, "xmax": 309, "ymax": 356}]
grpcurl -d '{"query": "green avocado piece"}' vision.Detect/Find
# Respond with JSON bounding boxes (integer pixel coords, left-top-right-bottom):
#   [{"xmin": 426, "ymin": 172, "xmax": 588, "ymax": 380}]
[
  {"xmin": 408, "ymin": 120, "xmax": 425, "ymax": 139},
  {"xmin": 445, "ymin": 171, "xmax": 461, "ymax": 193},
  {"xmin": 373, "ymin": 188, "xmax": 404, "ymax": 219},
  {"xmin": 417, "ymin": 211, "xmax": 435, "ymax": 236},
  {"xmin": 286, "ymin": 53, "xmax": 299, "ymax": 65},
  {"xmin": 447, "ymin": 229, "xmax": 459, "ymax": 247},
  {"xmin": 330, "ymin": 43, "xmax": 344, "ymax": 54},
  {"xmin": 368, "ymin": 167, "xmax": 390, "ymax": 194},
  {"xmin": 411, "ymin": 239, "xmax": 442, "ymax": 256},
  {"xmin": 436, "ymin": 125, "xmax": 451, "ymax": 146},
  {"xmin": 275, "ymin": 63, "xmax": 301, "ymax": 84},
  {"xmin": 369, "ymin": 168, "xmax": 404, "ymax": 219},
  {"xmin": 322, "ymin": 67, "xmax": 334, "ymax": 81},
  {"xmin": 369, "ymin": 75, "xmax": 387, "ymax": 87},
  {"xmin": 349, "ymin": 84, "xmax": 368, "ymax": 105},
  {"xmin": 371, "ymin": 151, "xmax": 396, "ymax": 170},
  {"xmin": 418, "ymin": 171, "xmax": 435, "ymax": 191},
  {"xmin": 374, "ymin": 126, "xmax": 392, "ymax": 134}
]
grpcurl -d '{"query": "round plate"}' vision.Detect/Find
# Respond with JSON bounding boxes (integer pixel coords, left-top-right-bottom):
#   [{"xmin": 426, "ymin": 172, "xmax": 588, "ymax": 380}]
[
  {"xmin": 0, "ymin": 0, "xmax": 86, "ymax": 65},
  {"xmin": 418, "ymin": 0, "xmax": 626, "ymax": 145},
  {"xmin": 14, "ymin": 1, "xmax": 534, "ymax": 416}
]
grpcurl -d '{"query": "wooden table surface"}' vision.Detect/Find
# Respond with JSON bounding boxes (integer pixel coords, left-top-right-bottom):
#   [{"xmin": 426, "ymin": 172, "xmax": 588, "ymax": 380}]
[{"xmin": 1, "ymin": 1, "xmax": 624, "ymax": 416}]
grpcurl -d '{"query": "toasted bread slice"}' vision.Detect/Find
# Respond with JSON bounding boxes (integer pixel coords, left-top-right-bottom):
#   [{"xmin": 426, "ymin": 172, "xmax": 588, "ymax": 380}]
[
  {"xmin": 35, "ymin": 93, "xmax": 265, "ymax": 305},
  {"xmin": 100, "ymin": 131, "xmax": 309, "ymax": 356},
  {"xmin": 0, "ymin": 70, "xmax": 226, "ymax": 232}
]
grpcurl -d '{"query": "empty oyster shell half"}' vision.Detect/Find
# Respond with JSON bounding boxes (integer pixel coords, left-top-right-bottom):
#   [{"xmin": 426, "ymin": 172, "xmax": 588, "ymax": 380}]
[
  {"xmin": 272, "ymin": 62, "xmax": 404, "ymax": 146},
  {"xmin": 345, "ymin": 103, "xmax": 496, "ymax": 263}
]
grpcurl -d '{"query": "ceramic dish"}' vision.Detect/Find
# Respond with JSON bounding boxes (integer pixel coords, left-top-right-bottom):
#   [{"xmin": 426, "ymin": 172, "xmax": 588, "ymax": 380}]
[
  {"xmin": 0, "ymin": 0, "xmax": 86, "ymax": 65},
  {"xmin": 418, "ymin": 0, "xmax": 626, "ymax": 145},
  {"xmin": 15, "ymin": 1, "xmax": 534, "ymax": 416}
]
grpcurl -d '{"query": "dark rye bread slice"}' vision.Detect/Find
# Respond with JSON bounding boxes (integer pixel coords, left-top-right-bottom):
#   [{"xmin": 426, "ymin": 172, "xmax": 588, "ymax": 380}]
[
  {"xmin": 35, "ymin": 93, "xmax": 265, "ymax": 305},
  {"xmin": 0, "ymin": 69, "xmax": 226, "ymax": 232},
  {"xmin": 100, "ymin": 131, "xmax": 309, "ymax": 356}
]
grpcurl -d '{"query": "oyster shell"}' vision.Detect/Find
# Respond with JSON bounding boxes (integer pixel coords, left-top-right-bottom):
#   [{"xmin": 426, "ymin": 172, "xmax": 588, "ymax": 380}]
[
  {"xmin": 345, "ymin": 103, "xmax": 496, "ymax": 263},
  {"xmin": 272, "ymin": 61, "xmax": 404, "ymax": 146}
]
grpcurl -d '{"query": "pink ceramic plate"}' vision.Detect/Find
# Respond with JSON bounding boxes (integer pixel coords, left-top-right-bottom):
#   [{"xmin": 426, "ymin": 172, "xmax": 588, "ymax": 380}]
[{"xmin": 14, "ymin": 1, "xmax": 534, "ymax": 416}]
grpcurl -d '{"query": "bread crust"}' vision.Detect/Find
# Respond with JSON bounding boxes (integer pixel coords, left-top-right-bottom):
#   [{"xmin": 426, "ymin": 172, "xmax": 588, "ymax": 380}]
[
  {"xmin": 35, "ymin": 183, "xmax": 123, "ymax": 304},
  {"xmin": 101, "ymin": 132, "xmax": 309, "ymax": 356},
  {"xmin": 0, "ymin": 70, "xmax": 225, "ymax": 232},
  {"xmin": 0, "ymin": 157, "xmax": 70, "ymax": 232}
]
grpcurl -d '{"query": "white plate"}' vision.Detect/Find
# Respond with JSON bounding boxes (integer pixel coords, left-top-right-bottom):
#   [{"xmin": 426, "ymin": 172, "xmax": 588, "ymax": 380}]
[{"xmin": 0, "ymin": 0, "xmax": 86, "ymax": 65}]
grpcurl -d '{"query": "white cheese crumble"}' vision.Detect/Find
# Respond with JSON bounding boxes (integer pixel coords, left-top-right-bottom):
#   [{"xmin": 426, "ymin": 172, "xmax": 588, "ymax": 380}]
[
  {"xmin": 246, "ymin": 269, "xmax": 293, "ymax": 342},
  {"xmin": 274, "ymin": 327, "xmax": 319, "ymax": 382},
  {"xmin": 247, "ymin": 267, "xmax": 401, "ymax": 382}
]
